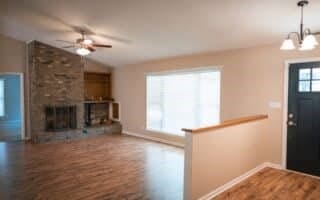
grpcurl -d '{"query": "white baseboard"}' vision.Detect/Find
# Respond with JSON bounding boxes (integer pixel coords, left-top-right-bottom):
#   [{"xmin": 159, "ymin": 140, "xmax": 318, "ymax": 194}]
[
  {"xmin": 199, "ymin": 162, "xmax": 282, "ymax": 200},
  {"xmin": 266, "ymin": 162, "xmax": 283, "ymax": 170},
  {"xmin": 122, "ymin": 130, "xmax": 184, "ymax": 148}
]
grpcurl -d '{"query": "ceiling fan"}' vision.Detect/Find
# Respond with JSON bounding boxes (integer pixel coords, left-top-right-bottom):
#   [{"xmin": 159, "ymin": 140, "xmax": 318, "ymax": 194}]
[{"xmin": 57, "ymin": 31, "xmax": 112, "ymax": 56}]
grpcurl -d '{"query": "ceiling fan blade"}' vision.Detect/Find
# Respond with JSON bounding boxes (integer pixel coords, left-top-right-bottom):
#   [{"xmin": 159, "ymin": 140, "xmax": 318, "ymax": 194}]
[
  {"xmin": 95, "ymin": 33, "xmax": 131, "ymax": 44},
  {"xmin": 86, "ymin": 46, "xmax": 96, "ymax": 52},
  {"xmin": 92, "ymin": 44, "xmax": 112, "ymax": 48},
  {"xmin": 70, "ymin": 24, "xmax": 131, "ymax": 44},
  {"xmin": 72, "ymin": 25, "xmax": 95, "ymax": 35},
  {"xmin": 62, "ymin": 45, "xmax": 75, "ymax": 48},
  {"xmin": 56, "ymin": 39, "xmax": 75, "ymax": 44},
  {"xmin": 76, "ymin": 38, "xmax": 84, "ymax": 44}
]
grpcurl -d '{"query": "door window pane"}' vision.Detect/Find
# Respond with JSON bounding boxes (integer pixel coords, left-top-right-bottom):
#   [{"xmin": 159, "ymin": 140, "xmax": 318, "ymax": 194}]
[
  {"xmin": 0, "ymin": 79, "xmax": 4, "ymax": 117},
  {"xmin": 299, "ymin": 68, "xmax": 311, "ymax": 80},
  {"xmin": 299, "ymin": 81, "xmax": 310, "ymax": 92},
  {"xmin": 312, "ymin": 80, "xmax": 320, "ymax": 92},
  {"xmin": 312, "ymin": 68, "xmax": 320, "ymax": 80}
]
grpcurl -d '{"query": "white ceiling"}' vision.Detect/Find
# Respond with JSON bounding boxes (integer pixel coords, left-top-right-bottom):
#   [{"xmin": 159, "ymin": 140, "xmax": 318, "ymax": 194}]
[{"xmin": 0, "ymin": 0, "xmax": 320, "ymax": 67}]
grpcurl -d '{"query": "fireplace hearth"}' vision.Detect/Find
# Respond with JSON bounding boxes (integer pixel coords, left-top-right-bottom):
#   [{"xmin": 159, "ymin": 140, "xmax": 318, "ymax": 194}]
[{"xmin": 45, "ymin": 105, "xmax": 77, "ymax": 131}]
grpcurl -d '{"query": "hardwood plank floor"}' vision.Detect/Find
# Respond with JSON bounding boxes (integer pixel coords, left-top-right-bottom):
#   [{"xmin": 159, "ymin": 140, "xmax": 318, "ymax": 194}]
[
  {"xmin": 214, "ymin": 167, "xmax": 320, "ymax": 200},
  {"xmin": 0, "ymin": 134, "xmax": 184, "ymax": 200}
]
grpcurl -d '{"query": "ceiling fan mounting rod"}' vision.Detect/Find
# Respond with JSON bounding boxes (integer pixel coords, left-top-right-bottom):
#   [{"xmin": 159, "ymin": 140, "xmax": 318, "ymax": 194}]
[{"xmin": 80, "ymin": 30, "xmax": 85, "ymax": 40}]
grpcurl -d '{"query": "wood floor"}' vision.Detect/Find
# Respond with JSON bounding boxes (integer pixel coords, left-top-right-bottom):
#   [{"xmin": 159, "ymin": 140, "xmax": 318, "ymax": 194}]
[
  {"xmin": 214, "ymin": 167, "xmax": 320, "ymax": 200},
  {"xmin": 0, "ymin": 134, "xmax": 184, "ymax": 200}
]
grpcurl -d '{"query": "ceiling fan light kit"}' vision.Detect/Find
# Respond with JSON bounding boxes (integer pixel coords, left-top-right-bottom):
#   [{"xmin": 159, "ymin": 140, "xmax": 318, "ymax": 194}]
[
  {"xmin": 83, "ymin": 39, "xmax": 93, "ymax": 45},
  {"xmin": 281, "ymin": 0, "xmax": 319, "ymax": 51},
  {"xmin": 58, "ymin": 30, "xmax": 112, "ymax": 56},
  {"xmin": 76, "ymin": 47, "xmax": 90, "ymax": 56}
]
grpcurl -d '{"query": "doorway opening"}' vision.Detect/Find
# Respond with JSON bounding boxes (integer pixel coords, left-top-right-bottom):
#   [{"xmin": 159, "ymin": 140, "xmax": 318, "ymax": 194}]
[{"xmin": 0, "ymin": 73, "xmax": 24, "ymax": 141}]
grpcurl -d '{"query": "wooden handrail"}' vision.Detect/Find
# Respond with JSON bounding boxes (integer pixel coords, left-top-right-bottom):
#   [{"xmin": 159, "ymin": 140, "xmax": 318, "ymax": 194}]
[{"xmin": 182, "ymin": 114, "xmax": 268, "ymax": 134}]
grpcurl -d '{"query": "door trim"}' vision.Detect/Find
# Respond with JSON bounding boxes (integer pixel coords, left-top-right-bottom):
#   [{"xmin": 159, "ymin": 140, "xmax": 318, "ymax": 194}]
[
  {"xmin": 0, "ymin": 72, "xmax": 25, "ymax": 140},
  {"xmin": 282, "ymin": 57, "xmax": 320, "ymax": 169}
]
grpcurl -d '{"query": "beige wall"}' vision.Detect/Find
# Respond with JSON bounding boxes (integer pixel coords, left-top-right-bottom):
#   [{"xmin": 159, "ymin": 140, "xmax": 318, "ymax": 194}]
[
  {"xmin": 184, "ymin": 119, "xmax": 269, "ymax": 199},
  {"xmin": 113, "ymin": 43, "xmax": 320, "ymax": 159},
  {"xmin": 84, "ymin": 59, "xmax": 113, "ymax": 73},
  {"xmin": 0, "ymin": 34, "xmax": 26, "ymax": 73}
]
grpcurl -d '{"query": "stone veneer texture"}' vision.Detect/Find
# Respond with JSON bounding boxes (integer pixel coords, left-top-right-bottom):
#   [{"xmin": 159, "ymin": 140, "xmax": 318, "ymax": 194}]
[{"xmin": 28, "ymin": 41, "xmax": 84, "ymax": 137}]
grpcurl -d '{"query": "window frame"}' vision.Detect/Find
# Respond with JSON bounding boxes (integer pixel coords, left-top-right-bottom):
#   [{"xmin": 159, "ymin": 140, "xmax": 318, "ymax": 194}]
[
  {"xmin": 0, "ymin": 78, "xmax": 5, "ymax": 118},
  {"xmin": 145, "ymin": 66, "xmax": 222, "ymax": 136}
]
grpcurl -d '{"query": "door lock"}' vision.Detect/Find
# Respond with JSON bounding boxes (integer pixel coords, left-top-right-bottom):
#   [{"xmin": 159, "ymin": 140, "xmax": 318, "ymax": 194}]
[{"xmin": 288, "ymin": 121, "xmax": 297, "ymax": 126}]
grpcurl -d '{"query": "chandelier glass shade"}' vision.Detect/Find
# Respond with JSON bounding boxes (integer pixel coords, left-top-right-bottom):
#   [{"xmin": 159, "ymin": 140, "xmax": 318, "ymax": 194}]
[{"xmin": 280, "ymin": 39, "xmax": 295, "ymax": 50}]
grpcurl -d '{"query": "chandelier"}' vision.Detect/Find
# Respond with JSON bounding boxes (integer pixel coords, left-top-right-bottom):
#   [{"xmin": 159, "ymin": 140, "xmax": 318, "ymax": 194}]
[{"xmin": 281, "ymin": 0, "xmax": 319, "ymax": 51}]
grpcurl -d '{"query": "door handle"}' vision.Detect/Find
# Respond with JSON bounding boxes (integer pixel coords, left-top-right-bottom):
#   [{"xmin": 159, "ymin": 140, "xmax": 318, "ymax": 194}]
[{"xmin": 287, "ymin": 121, "xmax": 297, "ymax": 126}]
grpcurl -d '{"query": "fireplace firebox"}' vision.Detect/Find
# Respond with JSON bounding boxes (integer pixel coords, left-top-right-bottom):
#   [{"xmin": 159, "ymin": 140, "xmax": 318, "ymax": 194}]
[{"xmin": 45, "ymin": 105, "xmax": 77, "ymax": 131}]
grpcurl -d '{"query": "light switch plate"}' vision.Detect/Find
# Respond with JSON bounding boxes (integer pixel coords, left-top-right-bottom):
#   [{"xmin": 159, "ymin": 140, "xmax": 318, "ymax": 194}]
[{"xmin": 269, "ymin": 101, "xmax": 281, "ymax": 109}]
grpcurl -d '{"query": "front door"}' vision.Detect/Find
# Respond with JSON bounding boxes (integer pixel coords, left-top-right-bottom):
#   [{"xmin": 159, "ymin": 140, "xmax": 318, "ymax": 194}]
[{"xmin": 287, "ymin": 62, "xmax": 320, "ymax": 176}]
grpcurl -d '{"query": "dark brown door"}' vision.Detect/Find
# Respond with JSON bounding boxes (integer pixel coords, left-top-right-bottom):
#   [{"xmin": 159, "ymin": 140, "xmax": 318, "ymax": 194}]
[{"xmin": 287, "ymin": 62, "xmax": 320, "ymax": 176}]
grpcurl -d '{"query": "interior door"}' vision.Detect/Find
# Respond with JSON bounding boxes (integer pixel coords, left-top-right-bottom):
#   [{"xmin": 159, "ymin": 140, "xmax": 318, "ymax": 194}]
[
  {"xmin": 0, "ymin": 74, "xmax": 22, "ymax": 141},
  {"xmin": 287, "ymin": 62, "xmax": 320, "ymax": 176}
]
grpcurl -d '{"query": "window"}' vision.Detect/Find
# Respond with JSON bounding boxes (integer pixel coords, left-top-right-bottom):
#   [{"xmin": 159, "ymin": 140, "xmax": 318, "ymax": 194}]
[
  {"xmin": 146, "ymin": 69, "xmax": 220, "ymax": 136},
  {"xmin": 299, "ymin": 67, "xmax": 320, "ymax": 92},
  {"xmin": 0, "ymin": 79, "xmax": 4, "ymax": 117}
]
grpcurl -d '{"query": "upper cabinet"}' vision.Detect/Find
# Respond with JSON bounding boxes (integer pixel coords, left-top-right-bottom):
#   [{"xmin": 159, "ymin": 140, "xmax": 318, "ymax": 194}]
[{"xmin": 84, "ymin": 72, "xmax": 112, "ymax": 101}]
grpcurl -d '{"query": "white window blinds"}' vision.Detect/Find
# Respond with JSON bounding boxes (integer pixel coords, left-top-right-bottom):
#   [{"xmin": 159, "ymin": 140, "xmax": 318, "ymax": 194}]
[
  {"xmin": 146, "ymin": 69, "xmax": 220, "ymax": 136},
  {"xmin": 0, "ymin": 79, "xmax": 4, "ymax": 117}
]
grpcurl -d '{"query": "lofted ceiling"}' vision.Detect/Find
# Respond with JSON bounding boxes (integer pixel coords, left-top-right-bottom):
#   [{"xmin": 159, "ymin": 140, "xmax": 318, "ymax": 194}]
[{"xmin": 0, "ymin": 0, "xmax": 320, "ymax": 67}]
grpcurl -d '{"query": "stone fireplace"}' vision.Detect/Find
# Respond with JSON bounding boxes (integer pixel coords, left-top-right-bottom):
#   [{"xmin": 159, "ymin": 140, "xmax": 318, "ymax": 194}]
[
  {"xmin": 28, "ymin": 41, "xmax": 121, "ymax": 143},
  {"xmin": 28, "ymin": 41, "xmax": 84, "ymax": 142}
]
